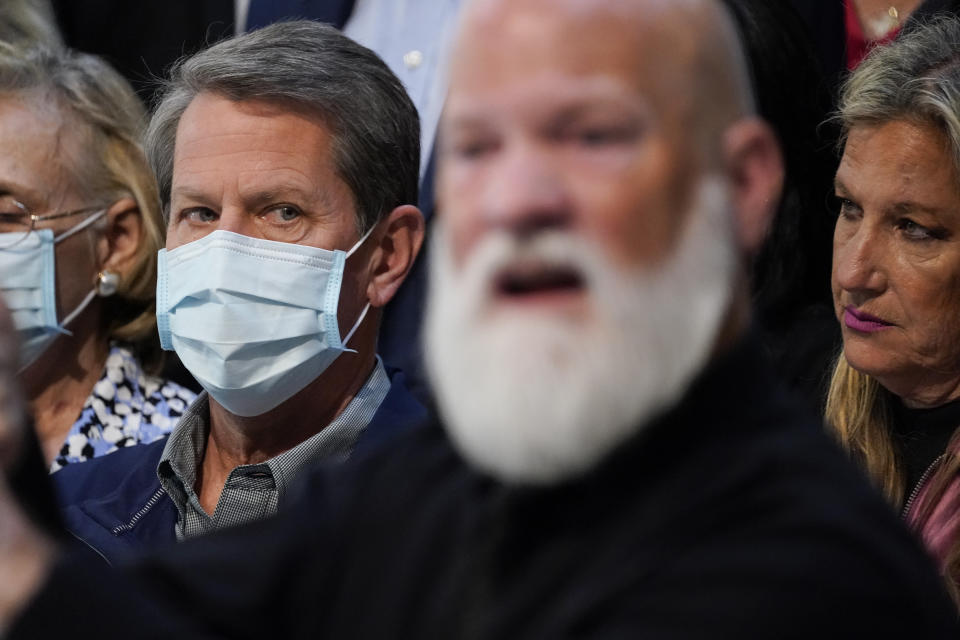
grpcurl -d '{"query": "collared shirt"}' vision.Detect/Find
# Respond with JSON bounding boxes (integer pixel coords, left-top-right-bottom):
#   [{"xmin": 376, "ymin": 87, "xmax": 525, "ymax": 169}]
[
  {"xmin": 343, "ymin": 0, "xmax": 464, "ymax": 178},
  {"xmin": 157, "ymin": 358, "xmax": 390, "ymax": 540},
  {"xmin": 50, "ymin": 344, "xmax": 197, "ymax": 473}
]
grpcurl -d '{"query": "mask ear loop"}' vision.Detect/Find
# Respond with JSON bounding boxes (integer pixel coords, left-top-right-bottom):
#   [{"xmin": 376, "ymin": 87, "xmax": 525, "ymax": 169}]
[
  {"xmin": 341, "ymin": 302, "xmax": 371, "ymax": 352},
  {"xmin": 53, "ymin": 208, "xmax": 107, "ymax": 244},
  {"xmin": 341, "ymin": 222, "xmax": 379, "ymax": 352},
  {"xmin": 53, "ymin": 288, "xmax": 98, "ymax": 337},
  {"xmin": 48, "ymin": 209, "xmax": 109, "ymax": 336},
  {"xmin": 345, "ymin": 222, "xmax": 379, "ymax": 259}
]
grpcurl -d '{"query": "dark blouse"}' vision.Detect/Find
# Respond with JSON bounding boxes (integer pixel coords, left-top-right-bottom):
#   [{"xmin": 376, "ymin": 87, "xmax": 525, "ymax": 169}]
[{"xmin": 891, "ymin": 397, "xmax": 960, "ymax": 498}]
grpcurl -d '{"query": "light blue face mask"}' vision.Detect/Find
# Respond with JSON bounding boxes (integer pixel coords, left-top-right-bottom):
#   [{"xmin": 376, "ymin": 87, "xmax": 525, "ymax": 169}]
[
  {"xmin": 156, "ymin": 227, "xmax": 375, "ymax": 417},
  {"xmin": 0, "ymin": 211, "xmax": 107, "ymax": 371}
]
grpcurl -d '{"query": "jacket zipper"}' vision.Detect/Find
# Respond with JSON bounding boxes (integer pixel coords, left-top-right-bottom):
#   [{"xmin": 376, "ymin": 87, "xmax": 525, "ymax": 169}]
[
  {"xmin": 111, "ymin": 487, "xmax": 166, "ymax": 535},
  {"xmin": 901, "ymin": 454, "xmax": 947, "ymax": 519}
]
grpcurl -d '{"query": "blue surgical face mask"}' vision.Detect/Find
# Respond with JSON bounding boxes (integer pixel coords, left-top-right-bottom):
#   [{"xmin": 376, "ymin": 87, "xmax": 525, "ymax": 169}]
[
  {"xmin": 0, "ymin": 211, "xmax": 107, "ymax": 371},
  {"xmin": 156, "ymin": 227, "xmax": 375, "ymax": 417}
]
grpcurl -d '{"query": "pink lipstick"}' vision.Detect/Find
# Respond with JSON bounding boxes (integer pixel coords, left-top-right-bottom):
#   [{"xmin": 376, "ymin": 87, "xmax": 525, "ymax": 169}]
[{"xmin": 843, "ymin": 306, "xmax": 893, "ymax": 333}]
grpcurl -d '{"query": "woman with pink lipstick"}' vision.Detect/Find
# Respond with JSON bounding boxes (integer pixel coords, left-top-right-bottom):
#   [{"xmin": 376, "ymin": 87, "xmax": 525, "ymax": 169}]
[{"xmin": 825, "ymin": 17, "xmax": 960, "ymax": 605}]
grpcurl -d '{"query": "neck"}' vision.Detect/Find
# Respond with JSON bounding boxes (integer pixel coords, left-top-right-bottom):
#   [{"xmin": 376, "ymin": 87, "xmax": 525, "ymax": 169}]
[
  {"xmin": 196, "ymin": 342, "xmax": 378, "ymax": 513},
  {"xmin": 897, "ymin": 381, "xmax": 960, "ymax": 410},
  {"xmin": 24, "ymin": 305, "xmax": 109, "ymax": 464}
]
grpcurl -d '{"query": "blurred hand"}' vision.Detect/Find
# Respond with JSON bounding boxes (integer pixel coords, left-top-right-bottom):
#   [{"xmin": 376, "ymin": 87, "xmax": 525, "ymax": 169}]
[{"xmin": 0, "ymin": 298, "xmax": 54, "ymax": 633}]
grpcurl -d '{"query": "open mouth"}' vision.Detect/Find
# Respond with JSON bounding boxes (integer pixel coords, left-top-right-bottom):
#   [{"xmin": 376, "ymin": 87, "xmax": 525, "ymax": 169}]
[{"xmin": 494, "ymin": 262, "xmax": 585, "ymax": 301}]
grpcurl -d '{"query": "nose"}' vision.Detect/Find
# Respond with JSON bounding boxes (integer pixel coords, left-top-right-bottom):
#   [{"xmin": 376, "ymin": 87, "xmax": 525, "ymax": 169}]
[
  {"xmin": 217, "ymin": 208, "xmax": 258, "ymax": 237},
  {"xmin": 480, "ymin": 143, "xmax": 572, "ymax": 238},
  {"xmin": 833, "ymin": 219, "xmax": 887, "ymax": 296}
]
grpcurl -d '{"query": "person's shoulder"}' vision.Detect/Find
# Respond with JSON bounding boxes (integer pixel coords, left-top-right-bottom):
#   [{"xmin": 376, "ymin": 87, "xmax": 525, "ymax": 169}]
[
  {"xmin": 52, "ymin": 437, "xmax": 167, "ymax": 507},
  {"xmin": 663, "ymin": 400, "xmax": 959, "ymax": 635}
]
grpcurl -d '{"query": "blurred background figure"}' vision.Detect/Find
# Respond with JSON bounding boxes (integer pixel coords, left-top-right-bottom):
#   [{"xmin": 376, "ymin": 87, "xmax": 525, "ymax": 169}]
[
  {"xmin": 0, "ymin": 43, "xmax": 195, "ymax": 471},
  {"xmin": 0, "ymin": 0, "xmax": 61, "ymax": 48},
  {"xmin": 49, "ymin": 0, "xmax": 232, "ymax": 101},
  {"xmin": 826, "ymin": 16, "xmax": 960, "ymax": 604},
  {"xmin": 722, "ymin": 0, "xmax": 841, "ymax": 411},
  {"xmin": 790, "ymin": 0, "xmax": 960, "ymax": 102}
]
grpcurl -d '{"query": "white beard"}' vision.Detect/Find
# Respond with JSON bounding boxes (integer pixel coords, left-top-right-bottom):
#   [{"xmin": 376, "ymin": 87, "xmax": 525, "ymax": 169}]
[{"xmin": 425, "ymin": 176, "xmax": 738, "ymax": 485}]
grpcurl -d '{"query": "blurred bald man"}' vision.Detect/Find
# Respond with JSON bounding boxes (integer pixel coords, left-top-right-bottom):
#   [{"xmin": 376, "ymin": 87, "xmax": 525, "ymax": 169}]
[{"xmin": 1, "ymin": 0, "xmax": 958, "ymax": 637}]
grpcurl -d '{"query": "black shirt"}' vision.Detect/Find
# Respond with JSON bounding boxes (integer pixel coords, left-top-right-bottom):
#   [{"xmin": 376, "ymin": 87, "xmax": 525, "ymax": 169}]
[
  {"xmin": 12, "ymin": 336, "xmax": 960, "ymax": 638},
  {"xmin": 892, "ymin": 397, "xmax": 960, "ymax": 499}
]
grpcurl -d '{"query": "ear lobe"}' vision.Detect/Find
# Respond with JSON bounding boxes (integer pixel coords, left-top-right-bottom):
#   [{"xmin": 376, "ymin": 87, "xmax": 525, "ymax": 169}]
[
  {"xmin": 97, "ymin": 197, "xmax": 143, "ymax": 277},
  {"xmin": 722, "ymin": 118, "xmax": 784, "ymax": 255},
  {"xmin": 365, "ymin": 204, "xmax": 425, "ymax": 308}
]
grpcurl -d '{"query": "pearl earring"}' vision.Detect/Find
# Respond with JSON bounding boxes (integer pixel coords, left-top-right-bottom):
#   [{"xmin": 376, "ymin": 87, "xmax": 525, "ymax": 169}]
[{"xmin": 96, "ymin": 271, "xmax": 119, "ymax": 297}]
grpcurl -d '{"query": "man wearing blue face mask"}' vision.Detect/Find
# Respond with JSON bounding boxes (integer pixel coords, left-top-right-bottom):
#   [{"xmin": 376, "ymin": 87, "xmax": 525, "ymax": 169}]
[{"xmin": 52, "ymin": 20, "xmax": 428, "ymax": 561}]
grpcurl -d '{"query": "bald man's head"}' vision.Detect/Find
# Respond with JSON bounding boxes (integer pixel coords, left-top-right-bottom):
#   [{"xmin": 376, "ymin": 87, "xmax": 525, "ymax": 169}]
[
  {"xmin": 428, "ymin": 0, "xmax": 783, "ymax": 484},
  {"xmin": 450, "ymin": 0, "xmax": 755, "ymax": 163}
]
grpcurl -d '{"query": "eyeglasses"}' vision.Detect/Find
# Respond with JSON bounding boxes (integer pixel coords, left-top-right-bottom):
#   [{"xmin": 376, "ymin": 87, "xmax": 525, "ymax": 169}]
[{"xmin": 0, "ymin": 200, "xmax": 107, "ymax": 249}]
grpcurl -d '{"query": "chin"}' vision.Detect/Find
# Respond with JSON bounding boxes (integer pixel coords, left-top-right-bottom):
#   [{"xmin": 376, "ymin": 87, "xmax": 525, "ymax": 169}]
[{"xmin": 425, "ymin": 176, "xmax": 738, "ymax": 485}]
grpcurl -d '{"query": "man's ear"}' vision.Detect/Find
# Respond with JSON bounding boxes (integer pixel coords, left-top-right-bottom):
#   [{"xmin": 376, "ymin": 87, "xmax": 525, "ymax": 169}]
[
  {"xmin": 365, "ymin": 204, "xmax": 425, "ymax": 308},
  {"xmin": 722, "ymin": 118, "xmax": 784, "ymax": 255},
  {"xmin": 96, "ymin": 197, "xmax": 143, "ymax": 277}
]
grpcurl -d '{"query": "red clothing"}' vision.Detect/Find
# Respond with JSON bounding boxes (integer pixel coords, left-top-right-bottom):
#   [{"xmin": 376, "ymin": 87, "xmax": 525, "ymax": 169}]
[{"xmin": 844, "ymin": 1, "xmax": 901, "ymax": 69}]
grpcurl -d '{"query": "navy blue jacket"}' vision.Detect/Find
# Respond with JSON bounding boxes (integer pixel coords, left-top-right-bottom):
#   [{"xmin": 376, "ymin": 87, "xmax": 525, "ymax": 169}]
[{"xmin": 54, "ymin": 371, "xmax": 428, "ymax": 564}]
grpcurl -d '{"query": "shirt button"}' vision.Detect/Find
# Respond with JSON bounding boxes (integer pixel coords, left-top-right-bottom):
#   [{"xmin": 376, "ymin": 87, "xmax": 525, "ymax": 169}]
[{"xmin": 403, "ymin": 50, "xmax": 424, "ymax": 69}]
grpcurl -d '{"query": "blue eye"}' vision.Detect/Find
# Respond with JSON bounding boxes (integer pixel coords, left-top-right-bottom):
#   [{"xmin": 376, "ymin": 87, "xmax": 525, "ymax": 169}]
[
  {"xmin": 182, "ymin": 207, "xmax": 218, "ymax": 223},
  {"xmin": 277, "ymin": 206, "xmax": 300, "ymax": 222}
]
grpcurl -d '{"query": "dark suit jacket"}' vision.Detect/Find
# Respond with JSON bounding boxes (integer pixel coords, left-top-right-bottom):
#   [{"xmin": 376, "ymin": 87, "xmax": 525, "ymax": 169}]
[
  {"xmin": 247, "ymin": 0, "xmax": 355, "ymax": 29},
  {"xmin": 249, "ymin": 0, "xmax": 436, "ymax": 405}
]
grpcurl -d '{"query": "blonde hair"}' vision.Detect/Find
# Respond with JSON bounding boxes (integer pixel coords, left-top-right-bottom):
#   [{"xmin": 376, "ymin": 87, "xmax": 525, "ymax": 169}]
[
  {"xmin": 0, "ymin": 42, "xmax": 164, "ymax": 363},
  {"xmin": 825, "ymin": 356, "xmax": 902, "ymax": 503}
]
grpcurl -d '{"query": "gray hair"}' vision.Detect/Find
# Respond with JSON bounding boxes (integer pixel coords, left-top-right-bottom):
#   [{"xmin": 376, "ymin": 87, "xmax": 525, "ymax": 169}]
[
  {"xmin": 146, "ymin": 20, "xmax": 421, "ymax": 233},
  {"xmin": 0, "ymin": 0, "xmax": 62, "ymax": 49},
  {"xmin": 838, "ymin": 15, "xmax": 960, "ymax": 172}
]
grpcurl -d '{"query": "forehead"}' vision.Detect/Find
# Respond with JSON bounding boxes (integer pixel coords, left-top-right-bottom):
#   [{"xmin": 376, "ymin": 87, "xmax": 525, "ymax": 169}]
[
  {"xmin": 839, "ymin": 119, "xmax": 960, "ymax": 194},
  {"xmin": 446, "ymin": 0, "xmax": 697, "ymax": 119},
  {"xmin": 0, "ymin": 93, "xmax": 80, "ymax": 206},
  {"xmin": 174, "ymin": 93, "xmax": 333, "ymax": 166}
]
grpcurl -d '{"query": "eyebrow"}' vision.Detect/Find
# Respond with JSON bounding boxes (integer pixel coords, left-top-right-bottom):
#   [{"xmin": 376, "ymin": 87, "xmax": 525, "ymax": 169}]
[
  {"xmin": 445, "ymin": 94, "xmax": 649, "ymax": 131},
  {"xmin": 888, "ymin": 201, "xmax": 948, "ymax": 218},
  {"xmin": 171, "ymin": 182, "xmax": 333, "ymax": 213},
  {"xmin": 835, "ymin": 178, "xmax": 949, "ymax": 217}
]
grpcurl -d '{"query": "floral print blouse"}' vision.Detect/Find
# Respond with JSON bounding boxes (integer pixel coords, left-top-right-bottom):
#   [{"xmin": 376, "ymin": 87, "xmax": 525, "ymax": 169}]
[{"xmin": 49, "ymin": 344, "xmax": 197, "ymax": 473}]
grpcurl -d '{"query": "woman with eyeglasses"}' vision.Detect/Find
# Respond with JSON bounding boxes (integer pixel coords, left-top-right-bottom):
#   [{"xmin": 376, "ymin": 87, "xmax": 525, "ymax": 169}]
[{"xmin": 0, "ymin": 42, "xmax": 196, "ymax": 471}]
